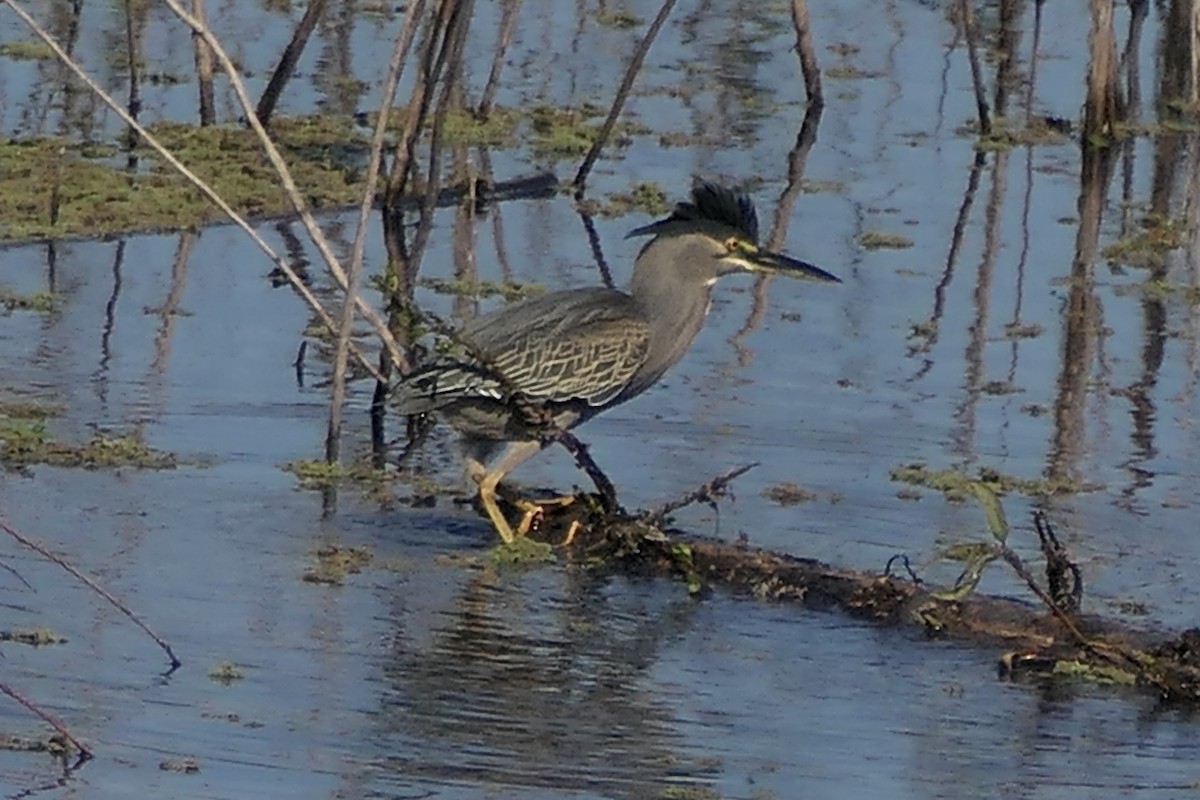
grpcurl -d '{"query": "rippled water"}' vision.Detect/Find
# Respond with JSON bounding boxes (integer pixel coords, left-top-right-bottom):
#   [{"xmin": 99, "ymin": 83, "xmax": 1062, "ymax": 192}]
[{"xmin": 2, "ymin": 0, "xmax": 1200, "ymax": 797}]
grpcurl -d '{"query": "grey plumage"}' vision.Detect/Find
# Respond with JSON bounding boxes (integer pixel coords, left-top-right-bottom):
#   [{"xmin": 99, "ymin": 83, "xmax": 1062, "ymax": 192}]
[{"xmin": 392, "ymin": 181, "xmax": 839, "ymax": 542}]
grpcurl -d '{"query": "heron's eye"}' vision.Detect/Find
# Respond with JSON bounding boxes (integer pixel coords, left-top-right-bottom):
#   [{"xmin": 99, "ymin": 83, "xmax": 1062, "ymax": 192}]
[{"xmin": 724, "ymin": 236, "xmax": 743, "ymax": 252}]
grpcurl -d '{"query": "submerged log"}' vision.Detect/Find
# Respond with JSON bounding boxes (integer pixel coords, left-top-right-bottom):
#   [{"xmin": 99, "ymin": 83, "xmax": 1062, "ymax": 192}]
[{"xmin": 499, "ymin": 491, "xmax": 1200, "ymax": 704}]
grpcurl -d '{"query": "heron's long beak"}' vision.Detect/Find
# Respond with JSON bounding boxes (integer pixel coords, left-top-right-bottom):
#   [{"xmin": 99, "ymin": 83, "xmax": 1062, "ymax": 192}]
[{"xmin": 748, "ymin": 249, "xmax": 841, "ymax": 283}]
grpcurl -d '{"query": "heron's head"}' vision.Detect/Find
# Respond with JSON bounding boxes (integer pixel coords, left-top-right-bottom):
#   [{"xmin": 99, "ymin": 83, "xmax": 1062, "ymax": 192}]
[{"xmin": 627, "ymin": 181, "xmax": 840, "ymax": 287}]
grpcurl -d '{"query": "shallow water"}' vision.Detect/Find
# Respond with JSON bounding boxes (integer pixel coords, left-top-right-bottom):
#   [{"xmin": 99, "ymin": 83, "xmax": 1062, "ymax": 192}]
[{"xmin": 3, "ymin": 0, "xmax": 1200, "ymax": 797}]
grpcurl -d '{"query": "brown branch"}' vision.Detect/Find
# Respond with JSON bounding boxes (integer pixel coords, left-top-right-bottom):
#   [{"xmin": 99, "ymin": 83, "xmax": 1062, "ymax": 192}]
[
  {"xmin": 790, "ymin": 0, "xmax": 823, "ymax": 105},
  {"xmin": 544, "ymin": 430, "xmax": 621, "ymax": 513},
  {"xmin": 512, "ymin": 508, "xmax": 1200, "ymax": 702},
  {"xmin": 478, "ymin": 0, "xmax": 522, "ymax": 118},
  {"xmin": 0, "ymin": 515, "xmax": 181, "ymax": 670},
  {"xmin": 0, "ymin": 681, "xmax": 91, "ymax": 759},
  {"xmin": 572, "ymin": 0, "xmax": 678, "ymax": 196},
  {"xmin": 256, "ymin": 0, "xmax": 329, "ymax": 125},
  {"xmin": 643, "ymin": 463, "xmax": 759, "ymax": 523},
  {"xmin": 192, "ymin": 0, "xmax": 215, "ymax": 125},
  {"xmin": 578, "ymin": 209, "xmax": 616, "ymax": 290},
  {"xmin": 959, "ymin": 0, "xmax": 991, "ymax": 134},
  {"xmin": 327, "ymin": 0, "xmax": 424, "ymax": 463}
]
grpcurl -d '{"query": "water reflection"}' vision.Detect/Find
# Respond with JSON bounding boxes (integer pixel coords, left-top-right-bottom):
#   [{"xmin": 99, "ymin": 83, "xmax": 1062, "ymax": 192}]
[{"xmin": 372, "ymin": 569, "xmax": 716, "ymax": 797}]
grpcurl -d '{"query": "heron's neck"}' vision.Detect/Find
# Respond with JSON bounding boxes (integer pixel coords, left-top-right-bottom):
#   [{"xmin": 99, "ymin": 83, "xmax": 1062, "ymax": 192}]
[{"xmin": 630, "ymin": 256, "xmax": 713, "ymax": 375}]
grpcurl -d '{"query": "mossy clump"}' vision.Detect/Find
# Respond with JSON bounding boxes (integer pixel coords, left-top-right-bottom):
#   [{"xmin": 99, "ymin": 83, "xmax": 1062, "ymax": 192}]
[
  {"xmin": 980, "ymin": 379, "xmax": 1021, "ymax": 396},
  {"xmin": 1003, "ymin": 321, "xmax": 1043, "ymax": 339},
  {"xmin": 857, "ymin": 230, "xmax": 914, "ymax": 250},
  {"xmin": 488, "ymin": 536, "xmax": 556, "ymax": 567},
  {"xmin": 0, "ymin": 287, "xmax": 55, "ymax": 312},
  {"xmin": 589, "ymin": 181, "xmax": 672, "ymax": 218},
  {"xmin": 825, "ymin": 64, "xmax": 881, "ymax": 80},
  {"xmin": 0, "ymin": 114, "xmax": 369, "ymax": 242},
  {"xmin": 529, "ymin": 104, "xmax": 645, "ymax": 157},
  {"xmin": 761, "ymin": 481, "xmax": 820, "ymax": 506},
  {"xmin": 0, "ymin": 734, "xmax": 69, "ymax": 755},
  {"xmin": 282, "ymin": 457, "xmax": 391, "ymax": 489},
  {"xmin": 0, "ymin": 627, "xmax": 68, "ymax": 646},
  {"xmin": 974, "ymin": 116, "xmax": 1073, "ymax": 152},
  {"xmin": 596, "ymin": 9, "xmax": 642, "ymax": 28},
  {"xmin": 0, "ymin": 40, "xmax": 55, "ymax": 61},
  {"xmin": 1134, "ymin": 277, "xmax": 1200, "ymax": 304},
  {"xmin": 0, "ymin": 399, "xmax": 63, "ymax": 419},
  {"xmin": 303, "ymin": 544, "xmax": 373, "ymax": 585},
  {"xmin": 208, "ymin": 661, "xmax": 245, "ymax": 684},
  {"xmin": 442, "ymin": 107, "xmax": 522, "ymax": 148},
  {"xmin": 1102, "ymin": 216, "xmax": 1186, "ymax": 268},
  {"xmin": 417, "ymin": 277, "xmax": 545, "ymax": 302},
  {"xmin": 890, "ymin": 462, "xmax": 1100, "ymax": 502},
  {"xmin": 0, "ymin": 418, "xmax": 175, "ymax": 469}
]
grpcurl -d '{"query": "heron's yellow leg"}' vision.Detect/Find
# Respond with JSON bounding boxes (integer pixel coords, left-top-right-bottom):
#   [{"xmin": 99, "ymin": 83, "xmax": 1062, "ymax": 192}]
[
  {"xmin": 467, "ymin": 440, "xmax": 543, "ymax": 544},
  {"xmin": 477, "ymin": 470, "xmax": 517, "ymax": 544}
]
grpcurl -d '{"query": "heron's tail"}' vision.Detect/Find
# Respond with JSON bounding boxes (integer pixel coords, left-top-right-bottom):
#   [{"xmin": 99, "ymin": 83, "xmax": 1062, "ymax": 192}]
[{"xmin": 391, "ymin": 361, "xmax": 506, "ymax": 415}]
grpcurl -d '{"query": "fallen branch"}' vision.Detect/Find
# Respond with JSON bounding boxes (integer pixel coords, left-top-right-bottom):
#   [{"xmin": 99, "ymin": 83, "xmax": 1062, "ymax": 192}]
[
  {"xmin": 643, "ymin": 463, "xmax": 758, "ymax": 524},
  {"xmin": 0, "ymin": 681, "xmax": 91, "ymax": 760},
  {"xmin": 0, "ymin": 515, "xmax": 181, "ymax": 670},
  {"xmin": 510, "ymin": 502, "xmax": 1200, "ymax": 703}
]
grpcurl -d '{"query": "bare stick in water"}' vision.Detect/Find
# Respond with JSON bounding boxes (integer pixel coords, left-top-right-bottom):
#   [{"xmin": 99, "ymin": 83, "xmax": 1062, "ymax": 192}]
[
  {"xmin": 572, "ymin": 0, "xmax": 679, "ymax": 195},
  {"xmin": 327, "ymin": 1, "xmax": 424, "ymax": 463},
  {"xmin": 0, "ymin": 515, "xmax": 181, "ymax": 670},
  {"xmin": 0, "ymin": 681, "xmax": 92, "ymax": 759}
]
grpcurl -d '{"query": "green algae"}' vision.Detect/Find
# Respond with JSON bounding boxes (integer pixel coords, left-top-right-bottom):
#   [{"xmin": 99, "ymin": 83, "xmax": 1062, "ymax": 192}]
[
  {"xmin": 857, "ymin": 230, "xmax": 914, "ymax": 250},
  {"xmin": 208, "ymin": 661, "xmax": 245, "ymax": 684},
  {"xmin": 0, "ymin": 102, "xmax": 666, "ymax": 241},
  {"xmin": 0, "ymin": 416, "xmax": 175, "ymax": 470},
  {"xmin": 0, "ymin": 288, "xmax": 55, "ymax": 313},
  {"xmin": 1102, "ymin": 216, "xmax": 1186, "ymax": 268},
  {"xmin": 441, "ymin": 107, "xmax": 521, "ymax": 147},
  {"xmin": 974, "ymin": 116, "xmax": 1073, "ymax": 152},
  {"xmin": 488, "ymin": 536, "xmax": 556, "ymax": 567},
  {"xmin": 529, "ymin": 103, "xmax": 646, "ymax": 156},
  {"xmin": 282, "ymin": 457, "xmax": 391, "ymax": 489},
  {"xmin": 0, "ymin": 627, "xmax": 68, "ymax": 646},
  {"xmin": 889, "ymin": 462, "xmax": 1100, "ymax": 502},
  {"xmin": 0, "ymin": 117, "xmax": 368, "ymax": 242},
  {"xmin": 580, "ymin": 181, "xmax": 672, "ymax": 219},
  {"xmin": 0, "ymin": 39, "xmax": 55, "ymax": 61},
  {"xmin": 595, "ymin": 9, "xmax": 642, "ymax": 28},
  {"xmin": 303, "ymin": 544, "xmax": 373, "ymax": 585},
  {"xmin": 417, "ymin": 276, "xmax": 545, "ymax": 302}
]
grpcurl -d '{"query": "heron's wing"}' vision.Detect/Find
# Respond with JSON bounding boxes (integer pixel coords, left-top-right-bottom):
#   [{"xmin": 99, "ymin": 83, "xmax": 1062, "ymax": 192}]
[
  {"xmin": 484, "ymin": 301, "xmax": 651, "ymax": 405},
  {"xmin": 393, "ymin": 289, "xmax": 651, "ymax": 413}
]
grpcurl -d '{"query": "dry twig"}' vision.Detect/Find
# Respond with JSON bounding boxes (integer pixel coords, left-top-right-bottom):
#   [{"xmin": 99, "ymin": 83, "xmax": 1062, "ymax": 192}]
[
  {"xmin": 643, "ymin": 463, "xmax": 759, "ymax": 523},
  {"xmin": 0, "ymin": 681, "xmax": 91, "ymax": 759},
  {"xmin": 0, "ymin": 515, "xmax": 180, "ymax": 669}
]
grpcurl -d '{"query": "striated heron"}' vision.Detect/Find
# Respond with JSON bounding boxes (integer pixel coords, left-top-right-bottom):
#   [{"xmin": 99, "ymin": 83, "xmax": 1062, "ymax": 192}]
[{"xmin": 392, "ymin": 181, "xmax": 840, "ymax": 543}]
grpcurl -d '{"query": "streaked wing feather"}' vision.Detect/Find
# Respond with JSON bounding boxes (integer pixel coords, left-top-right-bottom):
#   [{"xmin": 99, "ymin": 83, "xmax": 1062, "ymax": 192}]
[
  {"xmin": 393, "ymin": 288, "xmax": 650, "ymax": 412},
  {"xmin": 489, "ymin": 312, "xmax": 650, "ymax": 405}
]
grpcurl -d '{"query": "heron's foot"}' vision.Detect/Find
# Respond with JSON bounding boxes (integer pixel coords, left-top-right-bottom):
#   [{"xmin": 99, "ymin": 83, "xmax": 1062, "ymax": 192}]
[
  {"xmin": 560, "ymin": 520, "xmax": 582, "ymax": 547},
  {"xmin": 514, "ymin": 495, "xmax": 577, "ymax": 537}
]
